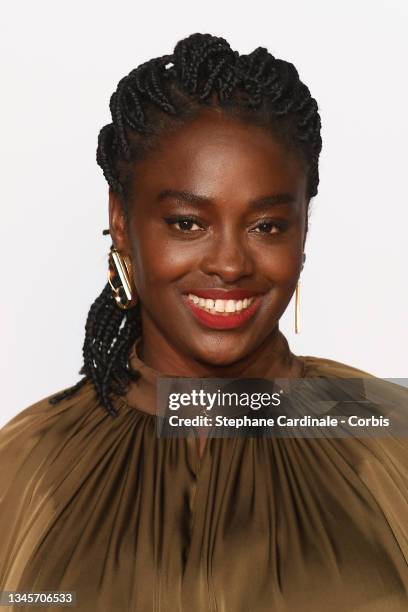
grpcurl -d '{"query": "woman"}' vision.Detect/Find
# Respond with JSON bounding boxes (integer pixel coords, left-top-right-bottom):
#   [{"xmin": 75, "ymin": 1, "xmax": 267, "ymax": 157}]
[{"xmin": 0, "ymin": 33, "xmax": 407, "ymax": 611}]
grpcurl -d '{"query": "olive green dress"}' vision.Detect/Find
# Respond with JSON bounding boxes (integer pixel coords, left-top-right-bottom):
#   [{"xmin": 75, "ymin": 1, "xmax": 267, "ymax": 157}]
[{"xmin": 0, "ymin": 331, "xmax": 407, "ymax": 611}]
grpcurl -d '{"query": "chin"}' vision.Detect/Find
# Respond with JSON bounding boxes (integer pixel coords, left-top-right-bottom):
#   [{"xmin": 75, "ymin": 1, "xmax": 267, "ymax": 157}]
[
  {"xmin": 193, "ymin": 341, "xmax": 249, "ymax": 367},
  {"xmin": 201, "ymin": 354, "xmax": 237, "ymax": 367}
]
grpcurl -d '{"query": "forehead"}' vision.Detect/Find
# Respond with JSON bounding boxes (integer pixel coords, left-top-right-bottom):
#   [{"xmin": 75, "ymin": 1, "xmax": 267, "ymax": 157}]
[{"xmin": 130, "ymin": 109, "xmax": 307, "ymax": 201}]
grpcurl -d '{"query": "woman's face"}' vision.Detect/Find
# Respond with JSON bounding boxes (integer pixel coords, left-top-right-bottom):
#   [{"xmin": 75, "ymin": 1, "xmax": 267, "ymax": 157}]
[{"xmin": 110, "ymin": 109, "xmax": 308, "ymax": 368}]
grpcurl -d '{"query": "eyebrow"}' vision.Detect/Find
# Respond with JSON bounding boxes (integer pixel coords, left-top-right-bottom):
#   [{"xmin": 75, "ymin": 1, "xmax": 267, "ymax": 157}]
[{"xmin": 157, "ymin": 189, "xmax": 296, "ymax": 211}]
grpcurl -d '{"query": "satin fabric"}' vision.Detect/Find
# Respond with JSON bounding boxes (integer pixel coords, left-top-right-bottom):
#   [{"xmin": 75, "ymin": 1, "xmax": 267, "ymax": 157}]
[{"xmin": 1, "ymin": 333, "xmax": 407, "ymax": 611}]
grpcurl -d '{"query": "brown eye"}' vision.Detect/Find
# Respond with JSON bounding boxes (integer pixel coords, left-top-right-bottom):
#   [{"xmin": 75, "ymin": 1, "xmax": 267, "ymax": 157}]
[
  {"xmin": 164, "ymin": 216, "xmax": 204, "ymax": 232},
  {"xmin": 251, "ymin": 220, "xmax": 287, "ymax": 234},
  {"xmin": 255, "ymin": 222, "xmax": 278, "ymax": 234}
]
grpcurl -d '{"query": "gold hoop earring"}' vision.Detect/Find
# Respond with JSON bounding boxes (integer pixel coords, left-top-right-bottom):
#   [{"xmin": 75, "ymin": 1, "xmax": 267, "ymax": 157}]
[{"xmin": 108, "ymin": 246, "xmax": 138, "ymax": 310}]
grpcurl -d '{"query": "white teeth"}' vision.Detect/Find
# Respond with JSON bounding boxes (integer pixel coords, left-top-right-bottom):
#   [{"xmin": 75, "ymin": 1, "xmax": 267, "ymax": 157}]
[
  {"xmin": 225, "ymin": 300, "xmax": 235, "ymax": 313},
  {"xmin": 187, "ymin": 294, "xmax": 256, "ymax": 315},
  {"xmin": 214, "ymin": 299, "xmax": 225, "ymax": 312}
]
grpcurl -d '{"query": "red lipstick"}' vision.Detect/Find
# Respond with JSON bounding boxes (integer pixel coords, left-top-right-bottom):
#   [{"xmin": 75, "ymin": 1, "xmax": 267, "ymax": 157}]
[{"xmin": 182, "ymin": 292, "xmax": 263, "ymax": 330}]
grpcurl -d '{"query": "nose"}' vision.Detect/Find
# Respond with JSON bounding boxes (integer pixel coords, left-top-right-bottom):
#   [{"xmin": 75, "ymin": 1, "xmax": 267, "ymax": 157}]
[{"xmin": 200, "ymin": 228, "xmax": 254, "ymax": 283}]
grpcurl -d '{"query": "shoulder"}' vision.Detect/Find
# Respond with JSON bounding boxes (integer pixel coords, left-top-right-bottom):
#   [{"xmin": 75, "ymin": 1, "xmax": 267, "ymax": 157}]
[
  {"xmin": 299, "ymin": 355, "xmax": 408, "ymax": 554},
  {"xmin": 0, "ymin": 379, "xmax": 115, "ymax": 492},
  {"xmin": 0, "ymin": 379, "xmax": 80, "ymax": 452},
  {"xmin": 0, "ymin": 379, "xmax": 139, "ymax": 550},
  {"xmin": 0, "ymin": 377, "xmax": 142, "ymax": 481},
  {"xmin": 299, "ymin": 354, "xmax": 407, "ymax": 423},
  {"xmin": 300, "ymin": 354, "xmax": 377, "ymax": 378},
  {"xmin": 0, "ymin": 380, "xmax": 138, "ymax": 588},
  {"xmin": 299, "ymin": 353, "xmax": 407, "ymax": 432},
  {"xmin": 0, "ymin": 378, "xmax": 98, "ymax": 439},
  {"xmin": 0, "ymin": 381, "xmax": 95, "ymax": 561}
]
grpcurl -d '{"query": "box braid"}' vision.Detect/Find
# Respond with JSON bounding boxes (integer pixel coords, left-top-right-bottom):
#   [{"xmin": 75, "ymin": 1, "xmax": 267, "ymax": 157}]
[{"xmin": 49, "ymin": 32, "xmax": 322, "ymax": 418}]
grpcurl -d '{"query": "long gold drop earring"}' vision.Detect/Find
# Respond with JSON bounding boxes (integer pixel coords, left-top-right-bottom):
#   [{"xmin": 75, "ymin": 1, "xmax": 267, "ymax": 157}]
[
  {"xmin": 295, "ymin": 253, "xmax": 306, "ymax": 334},
  {"xmin": 295, "ymin": 280, "xmax": 301, "ymax": 334}
]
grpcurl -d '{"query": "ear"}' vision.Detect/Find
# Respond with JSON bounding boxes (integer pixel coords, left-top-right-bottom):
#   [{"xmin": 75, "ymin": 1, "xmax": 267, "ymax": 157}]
[{"xmin": 108, "ymin": 187, "xmax": 131, "ymax": 254}]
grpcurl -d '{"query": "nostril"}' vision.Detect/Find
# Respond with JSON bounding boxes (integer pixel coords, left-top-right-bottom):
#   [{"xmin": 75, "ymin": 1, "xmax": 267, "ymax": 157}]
[{"xmin": 200, "ymin": 246, "xmax": 253, "ymax": 281}]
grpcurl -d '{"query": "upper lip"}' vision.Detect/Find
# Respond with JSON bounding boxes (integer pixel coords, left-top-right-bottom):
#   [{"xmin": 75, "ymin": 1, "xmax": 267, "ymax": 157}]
[{"xmin": 185, "ymin": 289, "xmax": 264, "ymax": 300}]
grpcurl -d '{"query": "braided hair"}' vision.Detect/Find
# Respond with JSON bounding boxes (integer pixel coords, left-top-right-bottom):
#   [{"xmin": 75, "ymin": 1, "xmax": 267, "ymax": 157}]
[{"xmin": 49, "ymin": 33, "xmax": 322, "ymax": 418}]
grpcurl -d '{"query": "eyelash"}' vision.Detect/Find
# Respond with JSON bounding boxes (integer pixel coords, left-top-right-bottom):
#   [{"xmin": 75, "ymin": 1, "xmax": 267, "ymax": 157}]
[
  {"xmin": 164, "ymin": 215, "xmax": 287, "ymax": 235},
  {"xmin": 164, "ymin": 216, "xmax": 205, "ymax": 233}
]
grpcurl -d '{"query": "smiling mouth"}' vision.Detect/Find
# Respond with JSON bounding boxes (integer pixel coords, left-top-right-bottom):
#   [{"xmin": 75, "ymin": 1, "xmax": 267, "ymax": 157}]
[
  {"xmin": 182, "ymin": 293, "xmax": 263, "ymax": 330},
  {"xmin": 187, "ymin": 293, "xmax": 257, "ymax": 316}
]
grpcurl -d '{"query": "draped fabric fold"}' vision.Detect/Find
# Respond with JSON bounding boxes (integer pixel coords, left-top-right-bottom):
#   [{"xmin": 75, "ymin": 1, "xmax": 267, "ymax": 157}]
[{"xmin": 1, "ymin": 339, "xmax": 407, "ymax": 611}]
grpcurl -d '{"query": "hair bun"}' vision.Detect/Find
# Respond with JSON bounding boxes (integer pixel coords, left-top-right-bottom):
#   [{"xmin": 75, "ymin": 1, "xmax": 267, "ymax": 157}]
[{"xmin": 173, "ymin": 32, "xmax": 237, "ymax": 94}]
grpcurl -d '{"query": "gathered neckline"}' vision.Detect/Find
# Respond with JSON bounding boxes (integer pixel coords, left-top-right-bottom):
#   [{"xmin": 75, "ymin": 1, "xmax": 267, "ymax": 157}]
[{"xmin": 111, "ymin": 334, "xmax": 315, "ymax": 418}]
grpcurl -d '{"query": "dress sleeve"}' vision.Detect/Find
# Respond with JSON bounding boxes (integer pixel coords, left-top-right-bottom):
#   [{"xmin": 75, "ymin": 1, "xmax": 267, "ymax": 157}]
[
  {"xmin": 0, "ymin": 381, "xmax": 101, "ymax": 591},
  {"xmin": 303, "ymin": 357, "xmax": 408, "ymax": 564},
  {"xmin": 351, "ymin": 431, "xmax": 408, "ymax": 564}
]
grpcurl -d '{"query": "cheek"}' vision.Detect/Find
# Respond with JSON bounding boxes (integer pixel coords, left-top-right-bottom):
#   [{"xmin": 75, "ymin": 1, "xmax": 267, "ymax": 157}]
[
  {"xmin": 130, "ymin": 233, "xmax": 197, "ymax": 291},
  {"xmin": 254, "ymin": 243, "xmax": 302, "ymax": 285}
]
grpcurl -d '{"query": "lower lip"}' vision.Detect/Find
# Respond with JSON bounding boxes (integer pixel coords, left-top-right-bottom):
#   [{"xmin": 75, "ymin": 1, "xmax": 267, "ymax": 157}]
[{"xmin": 183, "ymin": 295, "xmax": 263, "ymax": 330}]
